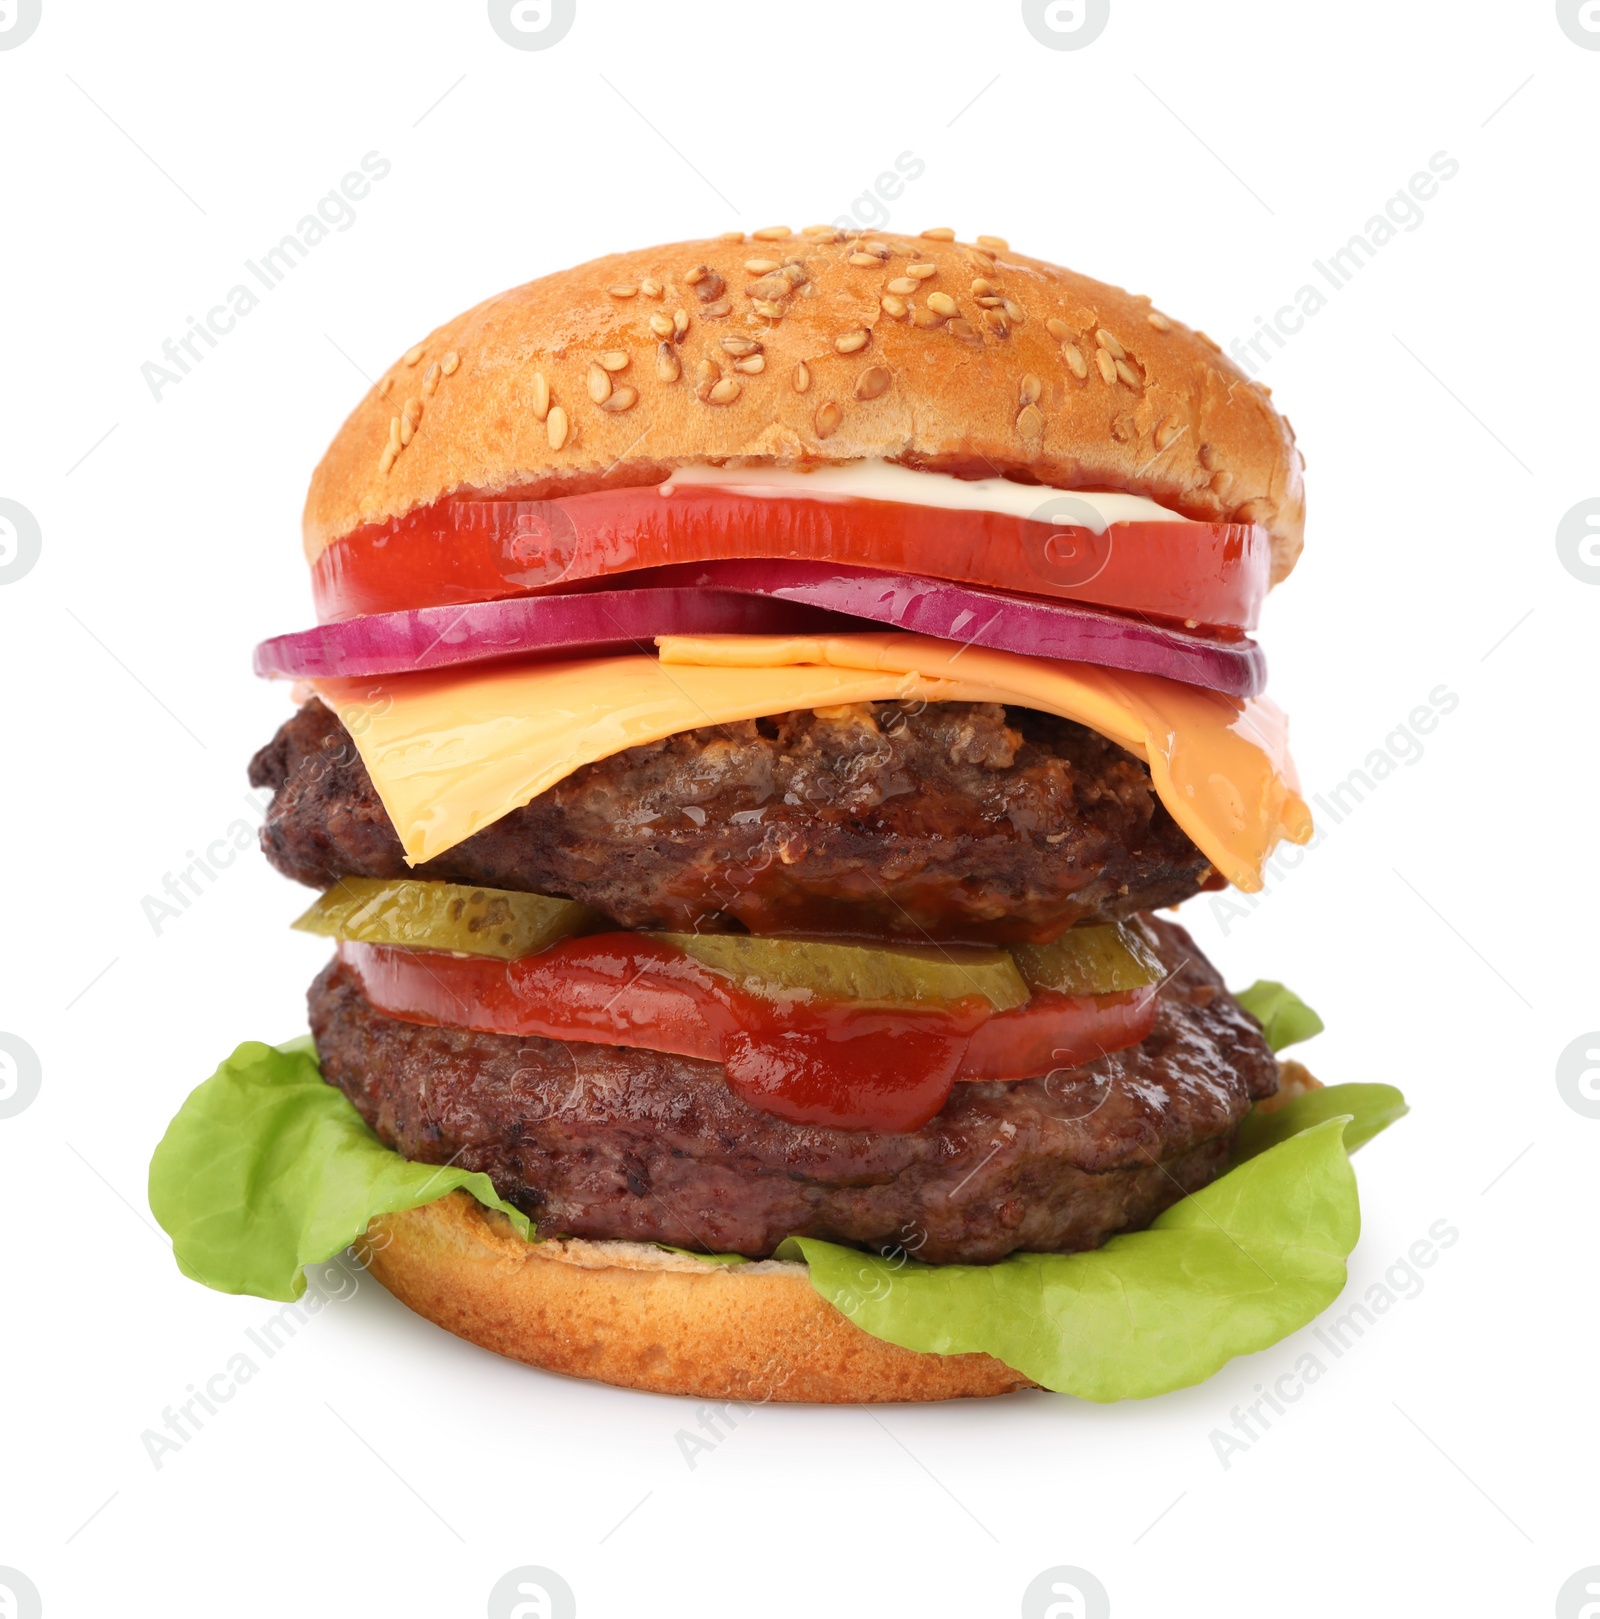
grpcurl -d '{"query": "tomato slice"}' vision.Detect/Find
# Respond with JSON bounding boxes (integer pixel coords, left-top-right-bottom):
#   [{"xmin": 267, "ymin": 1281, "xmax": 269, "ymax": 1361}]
[
  {"xmin": 312, "ymin": 486, "xmax": 1268, "ymax": 633},
  {"xmin": 338, "ymin": 936, "xmax": 1159, "ymax": 1133}
]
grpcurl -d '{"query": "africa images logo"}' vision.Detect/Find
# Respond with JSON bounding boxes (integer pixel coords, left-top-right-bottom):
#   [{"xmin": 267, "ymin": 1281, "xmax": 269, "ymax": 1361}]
[
  {"xmin": 0, "ymin": 1567, "xmax": 42, "ymax": 1619},
  {"xmin": 488, "ymin": 0, "xmax": 576, "ymax": 50},
  {"xmin": 1021, "ymin": 1565, "xmax": 1110, "ymax": 1619},
  {"xmin": 0, "ymin": 0, "xmax": 42, "ymax": 49},
  {"xmin": 487, "ymin": 1566, "xmax": 576, "ymax": 1619},
  {"xmin": 0, "ymin": 499, "xmax": 42, "ymax": 586}
]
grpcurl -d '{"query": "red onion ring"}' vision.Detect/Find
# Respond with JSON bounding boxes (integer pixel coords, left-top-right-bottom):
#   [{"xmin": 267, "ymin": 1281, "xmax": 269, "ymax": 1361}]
[{"xmin": 254, "ymin": 562, "xmax": 1265, "ymax": 695}]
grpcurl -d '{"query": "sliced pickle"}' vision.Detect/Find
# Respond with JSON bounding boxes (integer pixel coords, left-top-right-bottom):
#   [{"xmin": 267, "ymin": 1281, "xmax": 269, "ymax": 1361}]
[
  {"xmin": 1009, "ymin": 920, "xmax": 1167, "ymax": 996},
  {"xmin": 293, "ymin": 878, "xmax": 598, "ymax": 960},
  {"xmin": 652, "ymin": 932, "xmax": 1030, "ymax": 1013}
]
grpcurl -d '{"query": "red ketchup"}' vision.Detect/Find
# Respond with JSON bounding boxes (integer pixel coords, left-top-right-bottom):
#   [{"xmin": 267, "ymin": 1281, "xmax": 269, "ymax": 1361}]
[{"xmin": 340, "ymin": 935, "xmax": 1158, "ymax": 1133}]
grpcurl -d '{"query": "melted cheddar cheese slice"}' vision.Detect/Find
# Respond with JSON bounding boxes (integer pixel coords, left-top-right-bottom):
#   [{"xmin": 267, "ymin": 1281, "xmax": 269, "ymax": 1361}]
[{"xmin": 312, "ymin": 632, "xmax": 1311, "ymax": 890}]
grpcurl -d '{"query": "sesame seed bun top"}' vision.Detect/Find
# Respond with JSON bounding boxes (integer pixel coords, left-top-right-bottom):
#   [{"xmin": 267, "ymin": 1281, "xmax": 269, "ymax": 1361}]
[{"xmin": 304, "ymin": 229, "xmax": 1306, "ymax": 583}]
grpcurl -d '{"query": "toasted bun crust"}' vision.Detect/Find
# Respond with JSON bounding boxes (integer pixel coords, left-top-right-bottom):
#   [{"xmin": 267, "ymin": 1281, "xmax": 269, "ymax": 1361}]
[
  {"xmin": 305, "ymin": 231, "xmax": 1305, "ymax": 582},
  {"xmin": 362, "ymin": 1192, "xmax": 1034, "ymax": 1403}
]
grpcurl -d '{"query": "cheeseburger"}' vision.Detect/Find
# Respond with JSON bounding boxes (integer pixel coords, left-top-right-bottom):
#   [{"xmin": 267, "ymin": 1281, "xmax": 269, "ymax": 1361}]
[{"xmin": 151, "ymin": 227, "xmax": 1405, "ymax": 1403}]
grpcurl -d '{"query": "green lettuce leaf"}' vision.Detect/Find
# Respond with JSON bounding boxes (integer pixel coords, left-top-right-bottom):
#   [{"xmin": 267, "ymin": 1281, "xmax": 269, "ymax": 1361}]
[
  {"xmin": 149, "ymin": 1037, "xmax": 531, "ymax": 1302},
  {"xmin": 778, "ymin": 1084, "xmax": 1405, "ymax": 1400},
  {"xmin": 1234, "ymin": 1082, "xmax": 1409, "ymax": 1163},
  {"xmin": 151, "ymin": 1037, "xmax": 1405, "ymax": 1401},
  {"xmin": 1234, "ymin": 980, "xmax": 1325, "ymax": 1051},
  {"xmin": 651, "ymin": 1244, "xmax": 750, "ymax": 1266}
]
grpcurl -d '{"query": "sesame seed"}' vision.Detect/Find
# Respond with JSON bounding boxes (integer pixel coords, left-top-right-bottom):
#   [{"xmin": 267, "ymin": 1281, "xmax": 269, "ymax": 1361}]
[
  {"xmin": 1146, "ymin": 311, "xmax": 1172, "ymax": 332},
  {"xmin": 920, "ymin": 227, "xmax": 955, "ymax": 240},
  {"xmin": 673, "ymin": 309, "xmax": 690, "ymax": 338},
  {"xmin": 1114, "ymin": 359, "xmax": 1141, "ymax": 390},
  {"xmin": 745, "ymin": 258, "xmax": 781, "ymax": 274},
  {"xmin": 717, "ymin": 230, "xmax": 746, "ymax": 242},
  {"xmin": 530, "ymin": 371, "xmax": 551, "ymax": 420},
  {"xmin": 400, "ymin": 398, "xmax": 422, "ymax": 445},
  {"xmin": 598, "ymin": 350, "xmax": 630, "ymax": 372},
  {"xmin": 547, "ymin": 406, "xmax": 569, "ymax": 450},
  {"xmin": 801, "ymin": 224, "xmax": 839, "ymax": 237},
  {"xmin": 694, "ymin": 359, "xmax": 720, "ymax": 388},
  {"xmin": 744, "ymin": 274, "xmax": 791, "ymax": 301},
  {"xmin": 608, "ymin": 284, "xmax": 638, "ymax": 299},
  {"xmin": 911, "ymin": 308, "xmax": 947, "ymax": 329},
  {"xmin": 975, "ymin": 295, "xmax": 1006, "ymax": 309},
  {"xmin": 641, "ymin": 278, "xmax": 664, "ymax": 299},
  {"xmin": 926, "ymin": 291, "xmax": 958, "ymax": 317},
  {"xmin": 814, "ymin": 400, "xmax": 841, "ymax": 437},
  {"xmin": 1001, "ymin": 299, "xmax": 1026, "ymax": 324},
  {"xmin": 970, "ymin": 248, "xmax": 996, "ymax": 265},
  {"xmin": 702, "ymin": 298, "xmax": 731, "ymax": 317},
  {"xmin": 906, "ymin": 263, "xmax": 937, "ymax": 279},
  {"xmin": 1018, "ymin": 373, "xmax": 1042, "ymax": 406},
  {"xmin": 848, "ymin": 251, "xmax": 881, "ymax": 267},
  {"xmin": 947, "ymin": 318, "xmax": 981, "ymax": 347},
  {"xmin": 834, "ymin": 329, "xmax": 871, "ymax": 354},
  {"xmin": 792, "ymin": 361, "xmax": 811, "ymax": 393},
  {"xmin": 649, "ymin": 312, "xmax": 675, "ymax": 338},
  {"xmin": 1199, "ymin": 444, "xmax": 1224, "ymax": 471},
  {"xmin": 587, "ymin": 363, "xmax": 612, "ymax": 403},
  {"xmin": 971, "ymin": 277, "xmax": 995, "ymax": 297},
  {"xmin": 781, "ymin": 262, "xmax": 808, "ymax": 283},
  {"xmin": 403, "ymin": 344, "xmax": 426, "ymax": 366},
  {"xmin": 1046, "ymin": 318, "xmax": 1072, "ymax": 342},
  {"xmin": 421, "ymin": 361, "xmax": 441, "ymax": 398},
  {"xmin": 854, "ymin": 365, "xmax": 892, "ymax": 400},
  {"xmin": 1095, "ymin": 329, "xmax": 1125, "ymax": 360},
  {"xmin": 880, "ymin": 294, "xmax": 908, "ymax": 318},
  {"xmin": 976, "ymin": 234, "xmax": 1009, "ymax": 250},
  {"xmin": 1153, "ymin": 418, "xmax": 1182, "ymax": 451},
  {"xmin": 1095, "ymin": 349, "xmax": 1118, "ymax": 384},
  {"xmin": 1062, "ymin": 343, "xmax": 1088, "ymax": 379},
  {"xmin": 694, "ymin": 272, "xmax": 728, "ymax": 303},
  {"xmin": 683, "ymin": 265, "xmax": 709, "ymax": 286},
  {"xmin": 751, "ymin": 226, "xmax": 791, "ymax": 240},
  {"xmin": 984, "ymin": 308, "xmax": 1010, "ymax": 336},
  {"xmin": 720, "ymin": 336, "xmax": 763, "ymax": 356},
  {"xmin": 885, "ymin": 277, "xmax": 920, "ymax": 296},
  {"xmin": 1210, "ymin": 470, "xmax": 1234, "ymax": 500},
  {"xmin": 378, "ymin": 444, "xmax": 397, "ymax": 475},
  {"xmin": 753, "ymin": 300, "xmax": 787, "ymax": 319},
  {"xmin": 707, "ymin": 377, "xmax": 742, "ymax": 404},
  {"xmin": 599, "ymin": 385, "xmax": 639, "ymax": 412},
  {"xmin": 734, "ymin": 355, "xmax": 766, "ymax": 374},
  {"xmin": 387, "ymin": 416, "xmax": 402, "ymax": 453},
  {"xmin": 440, "ymin": 351, "xmax": 460, "ymax": 377},
  {"xmin": 1016, "ymin": 403, "xmax": 1044, "ymax": 438},
  {"xmin": 656, "ymin": 342, "xmax": 682, "ymax": 382}
]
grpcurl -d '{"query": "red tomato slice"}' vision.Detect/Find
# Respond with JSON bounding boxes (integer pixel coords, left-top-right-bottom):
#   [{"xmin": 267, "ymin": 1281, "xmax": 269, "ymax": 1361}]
[
  {"xmin": 338, "ymin": 936, "xmax": 1159, "ymax": 1133},
  {"xmin": 312, "ymin": 486, "xmax": 1268, "ymax": 633}
]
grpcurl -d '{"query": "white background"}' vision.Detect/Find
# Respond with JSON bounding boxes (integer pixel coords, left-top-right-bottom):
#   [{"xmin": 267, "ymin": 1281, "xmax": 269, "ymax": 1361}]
[{"xmin": 2, "ymin": 2, "xmax": 1596, "ymax": 1615}]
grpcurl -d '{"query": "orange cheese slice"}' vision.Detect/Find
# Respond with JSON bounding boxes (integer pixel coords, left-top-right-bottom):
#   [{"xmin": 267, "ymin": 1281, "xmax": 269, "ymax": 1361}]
[{"xmin": 313, "ymin": 632, "xmax": 1311, "ymax": 888}]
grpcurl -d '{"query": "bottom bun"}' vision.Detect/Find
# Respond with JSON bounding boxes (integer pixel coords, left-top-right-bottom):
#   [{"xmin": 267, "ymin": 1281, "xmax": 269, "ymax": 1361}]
[{"xmin": 362, "ymin": 1192, "xmax": 1035, "ymax": 1403}]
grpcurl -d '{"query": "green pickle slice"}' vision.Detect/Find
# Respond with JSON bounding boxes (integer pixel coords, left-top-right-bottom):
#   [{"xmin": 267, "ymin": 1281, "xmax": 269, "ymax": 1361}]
[
  {"xmin": 1009, "ymin": 920, "xmax": 1167, "ymax": 996},
  {"xmin": 652, "ymin": 933, "xmax": 1032, "ymax": 1013},
  {"xmin": 293, "ymin": 878, "xmax": 598, "ymax": 961}
]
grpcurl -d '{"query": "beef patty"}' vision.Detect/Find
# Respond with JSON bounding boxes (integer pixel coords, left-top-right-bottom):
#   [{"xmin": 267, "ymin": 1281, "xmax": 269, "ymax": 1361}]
[
  {"xmin": 309, "ymin": 917, "xmax": 1276, "ymax": 1264},
  {"xmin": 252, "ymin": 697, "xmax": 1214, "ymax": 941}
]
